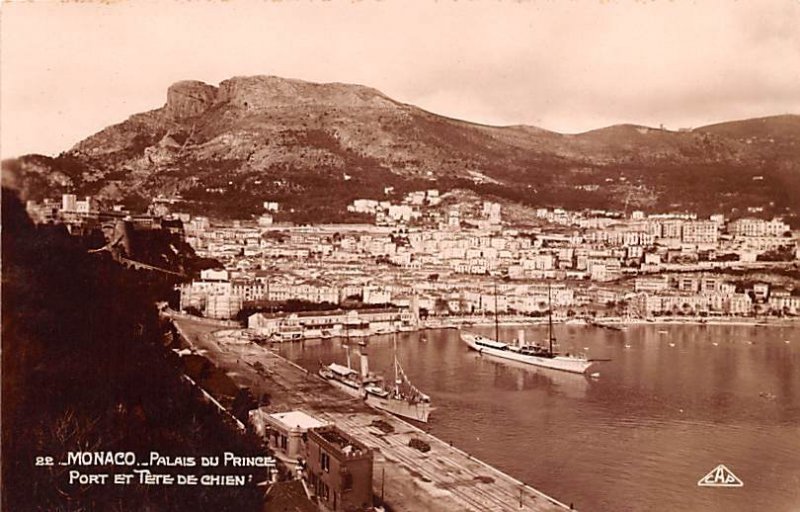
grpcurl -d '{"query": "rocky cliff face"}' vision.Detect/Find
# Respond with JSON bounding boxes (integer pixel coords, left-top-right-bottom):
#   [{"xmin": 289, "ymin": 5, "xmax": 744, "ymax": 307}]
[
  {"xmin": 215, "ymin": 75, "xmax": 396, "ymax": 110},
  {"xmin": 7, "ymin": 75, "xmax": 800, "ymax": 221},
  {"xmin": 166, "ymin": 81, "xmax": 218, "ymax": 120}
]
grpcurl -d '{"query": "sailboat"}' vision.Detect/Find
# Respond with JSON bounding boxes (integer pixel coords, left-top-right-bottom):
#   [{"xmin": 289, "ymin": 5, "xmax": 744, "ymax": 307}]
[
  {"xmin": 460, "ymin": 282, "xmax": 607, "ymax": 375},
  {"xmin": 318, "ymin": 336, "xmax": 433, "ymax": 423}
]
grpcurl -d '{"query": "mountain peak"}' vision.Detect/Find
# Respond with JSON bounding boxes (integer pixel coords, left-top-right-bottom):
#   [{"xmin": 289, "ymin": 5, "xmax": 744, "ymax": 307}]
[
  {"xmin": 166, "ymin": 80, "xmax": 218, "ymax": 120},
  {"xmin": 162, "ymin": 75, "xmax": 398, "ymax": 121},
  {"xmin": 213, "ymin": 75, "xmax": 396, "ymax": 111}
]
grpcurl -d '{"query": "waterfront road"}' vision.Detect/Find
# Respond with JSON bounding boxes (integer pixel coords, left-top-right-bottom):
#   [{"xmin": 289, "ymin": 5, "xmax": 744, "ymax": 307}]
[{"xmin": 170, "ymin": 315, "xmax": 572, "ymax": 512}]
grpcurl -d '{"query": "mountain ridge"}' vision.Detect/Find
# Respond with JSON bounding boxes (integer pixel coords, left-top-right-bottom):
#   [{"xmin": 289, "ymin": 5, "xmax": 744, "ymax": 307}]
[{"xmin": 6, "ymin": 75, "xmax": 799, "ymax": 222}]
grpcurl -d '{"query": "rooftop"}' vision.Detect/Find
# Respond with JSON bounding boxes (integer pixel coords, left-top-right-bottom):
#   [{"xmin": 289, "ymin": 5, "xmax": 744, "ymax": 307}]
[
  {"xmin": 269, "ymin": 410, "xmax": 327, "ymax": 430},
  {"xmin": 262, "ymin": 479, "xmax": 316, "ymax": 512},
  {"xmin": 309, "ymin": 426, "xmax": 370, "ymax": 458}
]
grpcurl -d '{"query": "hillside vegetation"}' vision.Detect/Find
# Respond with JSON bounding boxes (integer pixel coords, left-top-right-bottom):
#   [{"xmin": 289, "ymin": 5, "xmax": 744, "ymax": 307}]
[{"xmin": 1, "ymin": 188, "xmax": 267, "ymax": 511}]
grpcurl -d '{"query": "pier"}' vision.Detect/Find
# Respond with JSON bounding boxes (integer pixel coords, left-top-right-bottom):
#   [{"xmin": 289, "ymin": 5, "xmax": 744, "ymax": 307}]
[{"xmin": 170, "ymin": 314, "xmax": 573, "ymax": 511}]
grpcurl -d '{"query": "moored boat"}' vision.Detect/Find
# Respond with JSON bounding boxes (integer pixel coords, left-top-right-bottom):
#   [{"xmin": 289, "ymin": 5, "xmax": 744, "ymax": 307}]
[
  {"xmin": 461, "ymin": 332, "xmax": 596, "ymax": 374},
  {"xmin": 460, "ymin": 282, "xmax": 608, "ymax": 375},
  {"xmin": 318, "ymin": 339, "xmax": 432, "ymax": 423}
]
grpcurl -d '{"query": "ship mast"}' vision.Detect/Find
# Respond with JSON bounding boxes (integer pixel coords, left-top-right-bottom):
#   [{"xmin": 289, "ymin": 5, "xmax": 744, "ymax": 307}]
[
  {"xmin": 547, "ymin": 283, "xmax": 554, "ymax": 355},
  {"xmin": 494, "ymin": 279, "xmax": 500, "ymax": 342},
  {"xmin": 393, "ymin": 334, "xmax": 400, "ymax": 394}
]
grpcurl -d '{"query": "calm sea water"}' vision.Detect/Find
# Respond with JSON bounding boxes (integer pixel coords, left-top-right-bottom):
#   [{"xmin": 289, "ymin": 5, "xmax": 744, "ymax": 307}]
[{"xmin": 278, "ymin": 324, "xmax": 800, "ymax": 512}]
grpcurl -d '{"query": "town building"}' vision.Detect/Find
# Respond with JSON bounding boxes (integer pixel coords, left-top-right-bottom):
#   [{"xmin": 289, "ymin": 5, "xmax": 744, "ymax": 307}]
[
  {"xmin": 263, "ymin": 480, "xmax": 317, "ymax": 512},
  {"xmin": 249, "ymin": 409, "xmax": 328, "ymax": 472},
  {"xmin": 728, "ymin": 218, "xmax": 790, "ymax": 237},
  {"xmin": 682, "ymin": 220, "xmax": 719, "ymax": 244},
  {"xmin": 304, "ymin": 426, "xmax": 373, "ymax": 512},
  {"xmin": 248, "ymin": 308, "xmax": 415, "ymax": 338},
  {"xmin": 62, "ymin": 193, "xmax": 77, "ymax": 212}
]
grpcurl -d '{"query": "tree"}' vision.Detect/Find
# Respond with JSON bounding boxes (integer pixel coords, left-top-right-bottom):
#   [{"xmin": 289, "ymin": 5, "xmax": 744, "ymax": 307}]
[
  {"xmin": 715, "ymin": 253, "xmax": 739, "ymax": 262},
  {"xmin": 1, "ymin": 188, "xmax": 268, "ymax": 511},
  {"xmin": 232, "ymin": 388, "xmax": 258, "ymax": 423},
  {"xmin": 433, "ymin": 299, "xmax": 450, "ymax": 316},
  {"xmin": 757, "ymin": 245, "xmax": 795, "ymax": 262}
]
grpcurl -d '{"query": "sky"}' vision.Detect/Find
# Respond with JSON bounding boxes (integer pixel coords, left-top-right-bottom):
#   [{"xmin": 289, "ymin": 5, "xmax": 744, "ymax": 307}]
[{"xmin": 1, "ymin": 0, "xmax": 799, "ymax": 158}]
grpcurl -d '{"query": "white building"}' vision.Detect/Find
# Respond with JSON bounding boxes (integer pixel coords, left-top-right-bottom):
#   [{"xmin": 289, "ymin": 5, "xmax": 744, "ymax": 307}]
[
  {"xmin": 682, "ymin": 221, "xmax": 719, "ymax": 244},
  {"xmin": 62, "ymin": 194, "xmax": 77, "ymax": 212},
  {"xmin": 363, "ymin": 286, "xmax": 392, "ymax": 304},
  {"xmin": 729, "ymin": 218, "xmax": 790, "ymax": 237},
  {"xmin": 75, "ymin": 197, "xmax": 91, "ymax": 214},
  {"xmin": 387, "ymin": 205, "xmax": 413, "ymax": 222}
]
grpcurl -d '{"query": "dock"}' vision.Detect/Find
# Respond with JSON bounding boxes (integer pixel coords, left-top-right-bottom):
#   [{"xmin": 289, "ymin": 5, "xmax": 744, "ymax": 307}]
[{"xmin": 171, "ymin": 315, "xmax": 574, "ymax": 512}]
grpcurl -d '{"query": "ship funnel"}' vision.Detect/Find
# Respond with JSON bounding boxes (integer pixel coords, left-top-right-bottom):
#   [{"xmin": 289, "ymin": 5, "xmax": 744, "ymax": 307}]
[
  {"xmin": 360, "ymin": 351, "xmax": 369, "ymax": 378},
  {"xmin": 517, "ymin": 329, "xmax": 525, "ymax": 347}
]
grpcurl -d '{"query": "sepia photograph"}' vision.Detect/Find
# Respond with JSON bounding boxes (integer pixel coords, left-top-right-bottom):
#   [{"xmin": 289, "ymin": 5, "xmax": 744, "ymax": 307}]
[{"xmin": 1, "ymin": 1, "xmax": 799, "ymax": 511}]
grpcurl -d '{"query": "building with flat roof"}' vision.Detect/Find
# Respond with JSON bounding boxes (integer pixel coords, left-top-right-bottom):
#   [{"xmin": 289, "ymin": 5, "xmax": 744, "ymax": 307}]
[
  {"xmin": 305, "ymin": 425, "xmax": 373, "ymax": 512},
  {"xmin": 250, "ymin": 408, "xmax": 328, "ymax": 469},
  {"xmin": 248, "ymin": 308, "xmax": 414, "ymax": 337}
]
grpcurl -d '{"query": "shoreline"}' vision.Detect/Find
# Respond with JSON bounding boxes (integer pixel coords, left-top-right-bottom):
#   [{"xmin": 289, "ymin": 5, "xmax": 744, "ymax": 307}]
[
  {"xmin": 169, "ymin": 313, "xmax": 573, "ymax": 511},
  {"xmin": 173, "ymin": 307, "xmax": 799, "ymax": 346},
  {"xmin": 441, "ymin": 316, "xmax": 800, "ymax": 329}
]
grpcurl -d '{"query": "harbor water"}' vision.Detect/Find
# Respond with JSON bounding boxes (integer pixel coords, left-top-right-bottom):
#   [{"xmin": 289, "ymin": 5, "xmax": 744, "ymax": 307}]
[{"xmin": 278, "ymin": 324, "xmax": 800, "ymax": 512}]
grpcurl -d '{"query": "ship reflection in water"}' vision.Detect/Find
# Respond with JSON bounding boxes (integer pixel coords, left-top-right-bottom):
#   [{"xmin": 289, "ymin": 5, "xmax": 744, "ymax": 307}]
[
  {"xmin": 476, "ymin": 355, "xmax": 592, "ymax": 400},
  {"xmin": 279, "ymin": 324, "xmax": 800, "ymax": 512}
]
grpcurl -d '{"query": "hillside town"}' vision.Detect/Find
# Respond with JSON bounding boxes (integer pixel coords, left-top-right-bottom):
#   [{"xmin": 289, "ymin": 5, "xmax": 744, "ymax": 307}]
[{"xmin": 26, "ymin": 189, "xmax": 800, "ymax": 337}]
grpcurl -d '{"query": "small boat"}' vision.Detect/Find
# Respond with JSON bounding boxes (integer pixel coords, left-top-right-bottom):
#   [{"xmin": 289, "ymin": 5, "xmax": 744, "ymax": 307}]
[
  {"xmin": 270, "ymin": 330, "xmax": 304, "ymax": 342},
  {"xmin": 589, "ymin": 319, "xmax": 624, "ymax": 331},
  {"xmin": 590, "ymin": 372, "xmax": 600, "ymax": 379},
  {"xmin": 669, "ymin": 343, "xmax": 676, "ymax": 347}
]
